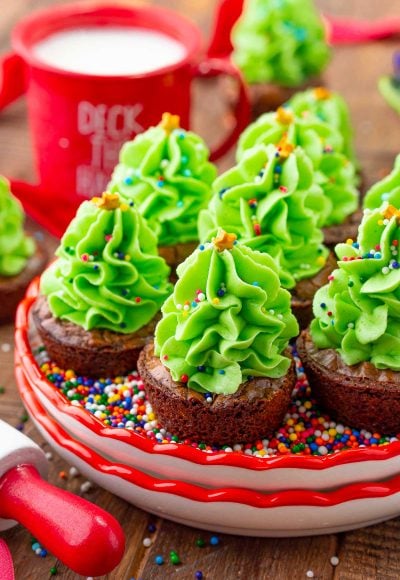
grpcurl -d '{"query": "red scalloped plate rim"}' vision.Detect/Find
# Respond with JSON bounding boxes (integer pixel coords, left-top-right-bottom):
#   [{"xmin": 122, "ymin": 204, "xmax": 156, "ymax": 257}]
[
  {"xmin": 16, "ymin": 362, "xmax": 400, "ymax": 508},
  {"xmin": 16, "ymin": 279, "xmax": 400, "ymax": 472}
]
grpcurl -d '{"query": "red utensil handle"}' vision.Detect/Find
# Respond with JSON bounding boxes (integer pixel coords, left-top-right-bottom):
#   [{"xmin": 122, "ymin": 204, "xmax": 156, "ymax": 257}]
[
  {"xmin": 0, "ymin": 465, "xmax": 125, "ymax": 577},
  {"xmin": 0, "ymin": 540, "xmax": 14, "ymax": 580},
  {"xmin": 0, "ymin": 53, "xmax": 26, "ymax": 111},
  {"xmin": 194, "ymin": 57, "xmax": 250, "ymax": 161}
]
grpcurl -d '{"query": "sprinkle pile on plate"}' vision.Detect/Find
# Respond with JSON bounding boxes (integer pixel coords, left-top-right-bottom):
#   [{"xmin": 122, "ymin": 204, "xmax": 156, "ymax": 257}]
[{"xmin": 36, "ymin": 346, "xmax": 399, "ymax": 456}]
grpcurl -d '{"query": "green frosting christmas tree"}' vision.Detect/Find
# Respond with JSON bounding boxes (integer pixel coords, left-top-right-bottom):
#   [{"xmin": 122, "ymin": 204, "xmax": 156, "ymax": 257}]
[
  {"xmin": 41, "ymin": 192, "xmax": 172, "ymax": 334},
  {"xmin": 199, "ymin": 142, "xmax": 329, "ymax": 289},
  {"xmin": 311, "ymin": 204, "xmax": 400, "ymax": 369},
  {"xmin": 109, "ymin": 113, "xmax": 217, "ymax": 247},
  {"xmin": 0, "ymin": 176, "xmax": 34, "ymax": 276},
  {"xmin": 232, "ymin": 0, "xmax": 331, "ymax": 87},
  {"xmin": 155, "ymin": 229, "xmax": 299, "ymax": 394}
]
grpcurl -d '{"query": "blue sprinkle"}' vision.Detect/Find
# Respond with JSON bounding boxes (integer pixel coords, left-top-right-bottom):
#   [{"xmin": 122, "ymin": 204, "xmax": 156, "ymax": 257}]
[
  {"xmin": 177, "ymin": 200, "xmax": 184, "ymax": 207},
  {"xmin": 120, "ymin": 322, "xmax": 127, "ymax": 329},
  {"xmin": 155, "ymin": 555, "xmax": 164, "ymax": 565},
  {"xmin": 320, "ymin": 302, "xmax": 326, "ymax": 309},
  {"xmin": 218, "ymin": 370, "xmax": 225, "ymax": 375},
  {"xmin": 93, "ymin": 264, "xmax": 99, "ymax": 270},
  {"xmin": 129, "ymin": 201, "xmax": 134, "ymax": 206},
  {"xmin": 274, "ymin": 165, "xmax": 282, "ymax": 174},
  {"xmin": 191, "ymin": 301, "xmax": 198, "ymax": 308},
  {"xmin": 217, "ymin": 289, "xmax": 225, "ymax": 297},
  {"xmin": 181, "ymin": 155, "xmax": 188, "ymax": 164},
  {"xmin": 157, "ymin": 180, "xmax": 164, "ymax": 187},
  {"xmin": 32, "ymin": 543, "xmax": 40, "ymax": 551},
  {"xmin": 374, "ymin": 252, "xmax": 382, "ymax": 259},
  {"xmin": 148, "ymin": 523, "xmax": 156, "ymax": 533},
  {"xmin": 197, "ymin": 365, "xmax": 206, "ymax": 372},
  {"xmin": 195, "ymin": 572, "xmax": 203, "ymax": 580},
  {"xmin": 39, "ymin": 549, "xmax": 47, "ymax": 558},
  {"xmin": 199, "ymin": 244, "xmax": 205, "ymax": 251},
  {"xmin": 352, "ymin": 242, "xmax": 359, "ymax": 248},
  {"xmin": 219, "ymin": 187, "xmax": 229, "ymax": 199},
  {"xmin": 183, "ymin": 169, "xmax": 192, "ymax": 177},
  {"xmin": 252, "ymin": 281, "xmax": 260, "ymax": 286},
  {"xmin": 393, "ymin": 261, "xmax": 399, "ymax": 269},
  {"xmin": 210, "ymin": 535, "xmax": 220, "ymax": 546},
  {"xmin": 124, "ymin": 176, "xmax": 133, "ymax": 185}
]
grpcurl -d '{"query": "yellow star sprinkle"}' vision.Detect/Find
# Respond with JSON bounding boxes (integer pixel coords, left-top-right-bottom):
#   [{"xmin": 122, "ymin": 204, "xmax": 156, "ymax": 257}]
[
  {"xmin": 276, "ymin": 135, "xmax": 295, "ymax": 160},
  {"xmin": 91, "ymin": 192, "xmax": 121, "ymax": 211},
  {"xmin": 313, "ymin": 87, "xmax": 331, "ymax": 100},
  {"xmin": 382, "ymin": 205, "xmax": 400, "ymax": 221},
  {"xmin": 316, "ymin": 256, "xmax": 326, "ymax": 266},
  {"xmin": 213, "ymin": 229, "xmax": 237, "ymax": 252},
  {"xmin": 160, "ymin": 112, "xmax": 180, "ymax": 134},
  {"xmin": 276, "ymin": 107, "xmax": 294, "ymax": 125}
]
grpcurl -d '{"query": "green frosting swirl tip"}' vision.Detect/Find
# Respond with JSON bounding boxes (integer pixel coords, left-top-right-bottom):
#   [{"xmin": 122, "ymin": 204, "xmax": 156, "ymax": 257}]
[
  {"xmin": 363, "ymin": 154, "xmax": 400, "ymax": 211},
  {"xmin": 155, "ymin": 237, "xmax": 299, "ymax": 395},
  {"xmin": 108, "ymin": 112, "xmax": 217, "ymax": 247},
  {"xmin": 41, "ymin": 192, "xmax": 172, "ymax": 334},
  {"xmin": 232, "ymin": 0, "xmax": 331, "ymax": 87},
  {"xmin": 311, "ymin": 203, "xmax": 400, "ymax": 370},
  {"xmin": 0, "ymin": 176, "xmax": 35, "ymax": 277}
]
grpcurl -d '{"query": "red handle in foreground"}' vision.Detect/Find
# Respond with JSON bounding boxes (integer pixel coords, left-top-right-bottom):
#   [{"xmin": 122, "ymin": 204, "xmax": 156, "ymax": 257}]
[
  {"xmin": 0, "ymin": 540, "xmax": 14, "ymax": 580},
  {"xmin": 0, "ymin": 465, "xmax": 125, "ymax": 577}
]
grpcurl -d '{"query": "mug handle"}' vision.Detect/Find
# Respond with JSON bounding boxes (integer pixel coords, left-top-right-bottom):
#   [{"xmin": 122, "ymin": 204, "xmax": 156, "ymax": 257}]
[
  {"xmin": 0, "ymin": 52, "xmax": 26, "ymax": 110},
  {"xmin": 193, "ymin": 57, "xmax": 250, "ymax": 161}
]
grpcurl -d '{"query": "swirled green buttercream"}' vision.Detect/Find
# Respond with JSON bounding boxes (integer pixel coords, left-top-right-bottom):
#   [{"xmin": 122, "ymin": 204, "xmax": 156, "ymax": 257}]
[
  {"xmin": 363, "ymin": 154, "xmax": 400, "ymax": 210},
  {"xmin": 287, "ymin": 87, "xmax": 356, "ymax": 163},
  {"xmin": 237, "ymin": 107, "xmax": 359, "ymax": 226},
  {"xmin": 232, "ymin": 0, "xmax": 330, "ymax": 87},
  {"xmin": 0, "ymin": 176, "xmax": 35, "ymax": 277},
  {"xmin": 109, "ymin": 113, "xmax": 217, "ymax": 247},
  {"xmin": 41, "ymin": 193, "xmax": 172, "ymax": 334},
  {"xmin": 199, "ymin": 144, "xmax": 329, "ymax": 289},
  {"xmin": 155, "ymin": 231, "xmax": 299, "ymax": 394},
  {"xmin": 311, "ymin": 204, "xmax": 400, "ymax": 369}
]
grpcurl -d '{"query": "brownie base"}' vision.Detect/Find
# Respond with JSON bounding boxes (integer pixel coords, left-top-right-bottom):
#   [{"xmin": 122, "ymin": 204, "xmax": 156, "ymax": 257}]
[
  {"xmin": 322, "ymin": 208, "xmax": 362, "ymax": 248},
  {"xmin": 0, "ymin": 241, "xmax": 47, "ymax": 325},
  {"xmin": 297, "ymin": 329, "xmax": 400, "ymax": 434},
  {"xmin": 159, "ymin": 242, "xmax": 198, "ymax": 270},
  {"xmin": 291, "ymin": 252, "xmax": 337, "ymax": 331},
  {"xmin": 32, "ymin": 295, "xmax": 155, "ymax": 378},
  {"xmin": 137, "ymin": 343, "xmax": 296, "ymax": 446}
]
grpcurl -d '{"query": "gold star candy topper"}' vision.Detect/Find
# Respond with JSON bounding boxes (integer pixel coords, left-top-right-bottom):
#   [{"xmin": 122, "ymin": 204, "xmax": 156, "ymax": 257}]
[
  {"xmin": 382, "ymin": 204, "xmax": 400, "ymax": 221},
  {"xmin": 160, "ymin": 112, "xmax": 181, "ymax": 134},
  {"xmin": 276, "ymin": 135, "xmax": 295, "ymax": 160},
  {"xmin": 213, "ymin": 229, "xmax": 237, "ymax": 252},
  {"xmin": 92, "ymin": 192, "xmax": 122, "ymax": 211},
  {"xmin": 276, "ymin": 107, "xmax": 294, "ymax": 125},
  {"xmin": 313, "ymin": 87, "xmax": 331, "ymax": 101}
]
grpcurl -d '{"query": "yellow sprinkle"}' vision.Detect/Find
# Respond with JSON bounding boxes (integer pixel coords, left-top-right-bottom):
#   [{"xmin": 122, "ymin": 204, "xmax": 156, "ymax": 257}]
[
  {"xmin": 382, "ymin": 204, "xmax": 400, "ymax": 221},
  {"xmin": 258, "ymin": 449, "xmax": 266, "ymax": 457},
  {"xmin": 314, "ymin": 86, "xmax": 331, "ymax": 100},
  {"xmin": 289, "ymin": 433, "xmax": 298, "ymax": 441},
  {"xmin": 294, "ymin": 424, "xmax": 304, "ymax": 432},
  {"xmin": 124, "ymin": 254, "xmax": 131, "ymax": 261},
  {"xmin": 65, "ymin": 369, "xmax": 75, "ymax": 379},
  {"xmin": 316, "ymin": 256, "xmax": 326, "ymax": 266},
  {"xmin": 115, "ymin": 377, "xmax": 123, "ymax": 384},
  {"xmin": 378, "ymin": 220, "xmax": 384, "ymax": 226},
  {"xmin": 346, "ymin": 238, "xmax": 353, "ymax": 245},
  {"xmin": 286, "ymin": 418, "xmax": 294, "ymax": 426},
  {"xmin": 304, "ymin": 401, "xmax": 312, "ymax": 410},
  {"xmin": 120, "ymin": 202, "xmax": 129, "ymax": 212},
  {"xmin": 212, "ymin": 229, "xmax": 237, "ymax": 252},
  {"xmin": 159, "ymin": 112, "xmax": 180, "ymax": 133},
  {"xmin": 182, "ymin": 311, "xmax": 188, "ymax": 317},
  {"xmin": 276, "ymin": 135, "xmax": 295, "ymax": 159},
  {"xmin": 92, "ymin": 191, "xmax": 121, "ymax": 210},
  {"xmin": 276, "ymin": 107, "xmax": 294, "ymax": 125},
  {"xmin": 328, "ymin": 428, "xmax": 337, "ymax": 436},
  {"xmin": 212, "ymin": 298, "xmax": 220, "ymax": 305}
]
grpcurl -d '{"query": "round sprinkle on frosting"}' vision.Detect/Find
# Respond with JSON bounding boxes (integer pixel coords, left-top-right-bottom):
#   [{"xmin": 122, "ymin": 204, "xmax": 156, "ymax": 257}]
[{"xmin": 36, "ymin": 346, "xmax": 400, "ymax": 456}]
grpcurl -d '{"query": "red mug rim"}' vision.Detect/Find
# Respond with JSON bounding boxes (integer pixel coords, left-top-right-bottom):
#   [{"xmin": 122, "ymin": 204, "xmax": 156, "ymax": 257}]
[{"xmin": 12, "ymin": 1, "xmax": 203, "ymax": 81}]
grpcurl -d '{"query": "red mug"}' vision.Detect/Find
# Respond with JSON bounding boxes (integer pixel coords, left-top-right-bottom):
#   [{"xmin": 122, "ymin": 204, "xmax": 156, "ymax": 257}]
[{"xmin": 0, "ymin": 2, "xmax": 250, "ymax": 238}]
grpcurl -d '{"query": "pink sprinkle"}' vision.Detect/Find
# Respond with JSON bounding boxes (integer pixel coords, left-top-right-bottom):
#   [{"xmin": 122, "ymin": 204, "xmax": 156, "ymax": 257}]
[
  {"xmin": 105, "ymin": 234, "xmax": 113, "ymax": 242},
  {"xmin": 279, "ymin": 186, "xmax": 288, "ymax": 193}
]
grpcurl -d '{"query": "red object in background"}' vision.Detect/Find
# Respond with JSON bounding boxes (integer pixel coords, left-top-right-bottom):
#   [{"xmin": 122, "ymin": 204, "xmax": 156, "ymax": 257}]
[
  {"xmin": 0, "ymin": 464, "xmax": 125, "ymax": 576},
  {"xmin": 0, "ymin": 2, "xmax": 250, "ymax": 238},
  {"xmin": 0, "ymin": 539, "xmax": 14, "ymax": 580}
]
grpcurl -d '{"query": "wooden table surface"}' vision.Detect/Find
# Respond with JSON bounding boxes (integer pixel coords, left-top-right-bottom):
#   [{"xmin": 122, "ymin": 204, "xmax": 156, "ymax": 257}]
[{"xmin": 0, "ymin": 0, "xmax": 399, "ymax": 579}]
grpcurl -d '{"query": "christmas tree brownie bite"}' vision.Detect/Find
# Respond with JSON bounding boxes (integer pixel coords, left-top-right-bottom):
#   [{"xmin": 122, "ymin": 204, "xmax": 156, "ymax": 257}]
[
  {"xmin": 298, "ymin": 204, "xmax": 400, "ymax": 433},
  {"xmin": 199, "ymin": 142, "xmax": 335, "ymax": 328},
  {"xmin": 230, "ymin": 0, "xmax": 331, "ymax": 117},
  {"xmin": 33, "ymin": 192, "xmax": 172, "ymax": 377},
  {"xmin": 237, "ymin": 106, "xmax": 360, "ymax": 246},
  {"xmin": 287, "ymin": 87, "xmax": 357, "ymax": 165},
  {"xmin": 137, "ymin": 229, "xmax": 299, "ymax": 445},
  {"xmin": 0, "ymin": 177, "xmax": 47, "ymax": 323},
  {"xmin": 109, "ymin": 113, "xmax": 217, "ymax": 270}
]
